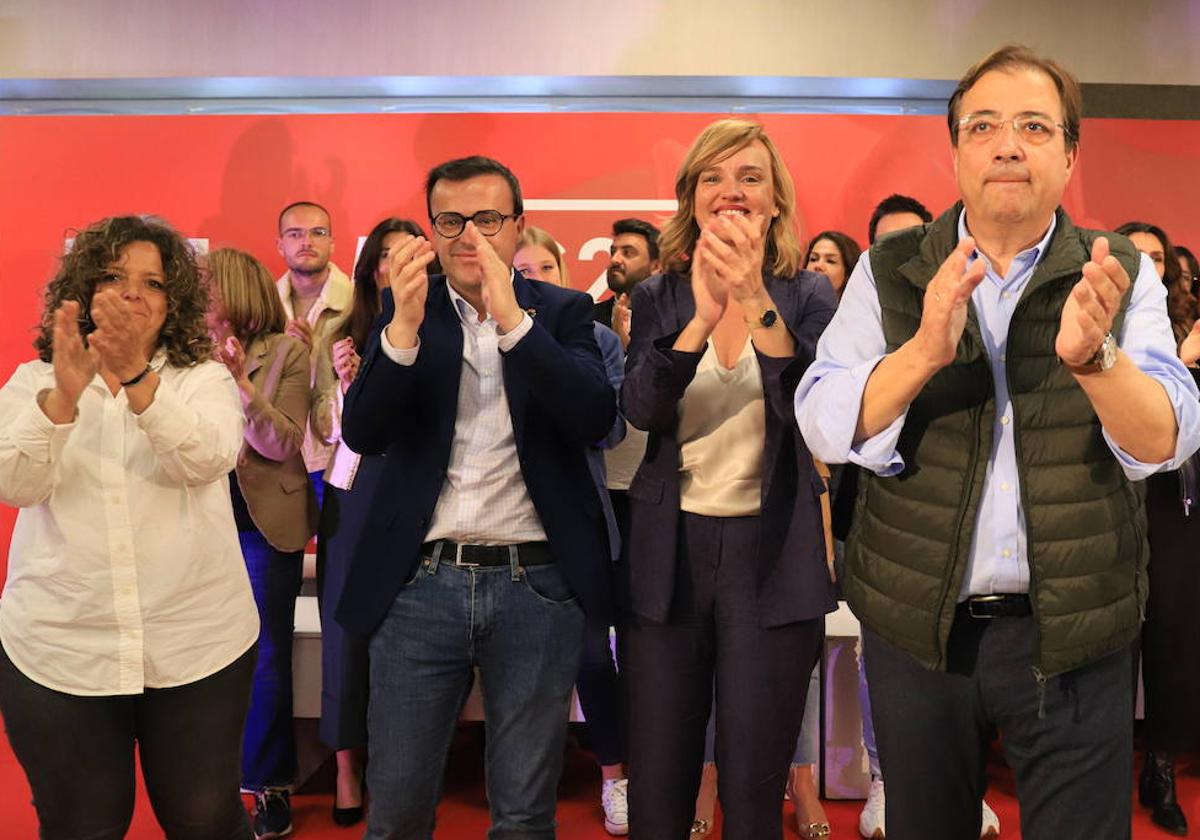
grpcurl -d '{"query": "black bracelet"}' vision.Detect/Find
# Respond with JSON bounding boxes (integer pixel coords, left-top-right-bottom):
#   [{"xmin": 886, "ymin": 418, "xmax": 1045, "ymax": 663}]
[{"xmin": 120, "ymin": 364, "xmax": 152, "ymax": 388}]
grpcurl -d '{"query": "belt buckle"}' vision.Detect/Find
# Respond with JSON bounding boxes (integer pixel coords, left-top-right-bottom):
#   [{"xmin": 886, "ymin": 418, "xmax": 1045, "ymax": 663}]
[
  {"xmin": 452, "ymin": 543, "xmax": 480, "ymax": 568},
  {"xmin": 967, "ymin": 594, "xmax": 1003, "ymax": 619}
]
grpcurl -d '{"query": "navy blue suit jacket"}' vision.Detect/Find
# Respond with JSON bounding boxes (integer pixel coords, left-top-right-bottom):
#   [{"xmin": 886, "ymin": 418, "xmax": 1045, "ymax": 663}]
[
  {"xmin": 620, "ymin": 270, "xmax": 839, "ymax": 627},
  {"xmin": 335, "ymin": 273, "xmax": 617, "ymax": 636}
]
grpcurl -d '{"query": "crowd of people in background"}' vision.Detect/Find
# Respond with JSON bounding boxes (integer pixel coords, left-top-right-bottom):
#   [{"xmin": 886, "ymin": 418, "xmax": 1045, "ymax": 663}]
[{"xmin": 0, "ymin": 42, "xmax": 1198, "ymax": 840}]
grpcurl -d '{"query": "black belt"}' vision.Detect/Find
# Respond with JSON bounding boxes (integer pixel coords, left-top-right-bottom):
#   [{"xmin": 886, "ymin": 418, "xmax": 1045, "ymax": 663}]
[
  {"xmin": 960, "ymin": 594, "xmax": 1032, "ymax": 619},
  {"xmin": 421, "ymin": 540, "xmax": 553, "ymax": 568}
]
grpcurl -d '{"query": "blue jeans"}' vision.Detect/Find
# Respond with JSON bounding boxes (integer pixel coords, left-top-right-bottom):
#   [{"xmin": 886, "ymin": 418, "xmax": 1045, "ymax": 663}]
[
  {"xmin": 230, "ymin": 475, "xmax": 307, "ymax": 790},
  {"xmin": 239, "ymin": 529, "xmax": 303, "ymax": 789},
  {"xmin": 365, "ymin": 546, "xmax": 585, "ymax": 840}
]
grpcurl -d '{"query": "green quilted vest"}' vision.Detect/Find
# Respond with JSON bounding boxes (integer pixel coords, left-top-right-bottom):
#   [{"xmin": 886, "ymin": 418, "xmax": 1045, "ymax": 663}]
[{"xmin": 843, "ymin": 203, "xmax": 1147, "ymax": 678}]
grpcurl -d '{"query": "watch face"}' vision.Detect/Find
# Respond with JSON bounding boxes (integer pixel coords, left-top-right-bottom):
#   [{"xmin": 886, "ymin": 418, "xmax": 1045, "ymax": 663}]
[
  {"xmin": 1100, "ymin": 333, "xmax": 1117, "ymax": 370},
  {"xmin": 761, "ymin": 309, "xmax": 778, "ymax": 328}
]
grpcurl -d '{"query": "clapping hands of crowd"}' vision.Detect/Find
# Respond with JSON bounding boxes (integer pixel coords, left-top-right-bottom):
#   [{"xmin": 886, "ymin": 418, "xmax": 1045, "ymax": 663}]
[
  {"xmin": 385, "ymin": 234, "xmax": 437, "ymax": 350},
  {"xmin": 213, "ymin": 334, "xmax": 250, "ymax": 387},
  {"xmin": 461, "ymin": 222, "xmax": 523, "ymax": 333},
  {"xmin": 331, "ymin": 336, "xmax": 360, "ymax": 393},
  {"xmin": 691, "ymin": 213, "xmax": 769, "ymax": 328},
  {"xmin": 612, "ymin": 293, "xmax": 632, "ymax": 348},
  {"xmin": 1055, "ymin": 236, "xmax": 1129, "ymax": 369},
  {"xmin": 915, "ymin": 237, "xmax": 987, "ymax": 370},
  {"xmin": 89, "ymin": 288, "xmax": 152, "ymax": 384},
  {"xmin": 46, "ymin": 300, "xmax": 99, "ymax": 416},
  {"xmin": 1180, "ymin": 319, "xmax": 1200, "ymax": 368},
  {"xmin": 45, "ymin": 289, "xmax": 156, "ymax": 422},
  {"xmin": 285, "ymin": 318, "xmax": 314, "ymax": 350}
]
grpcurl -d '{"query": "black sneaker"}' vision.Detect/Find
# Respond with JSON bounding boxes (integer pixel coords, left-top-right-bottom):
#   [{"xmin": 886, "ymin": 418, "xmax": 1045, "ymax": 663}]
[{"xmin": 252, "ymin": 788, "xmax": 293, "ymax": 839}]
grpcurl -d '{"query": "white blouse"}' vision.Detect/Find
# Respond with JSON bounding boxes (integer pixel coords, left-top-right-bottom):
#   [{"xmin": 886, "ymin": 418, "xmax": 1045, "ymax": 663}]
[
  {"xmin": 0, "ymin": 356, "xmax": 259, "ymax": 696},
  {"xmin": 677, "ymin": 337, "xmax": 766, "ymax": 517}
]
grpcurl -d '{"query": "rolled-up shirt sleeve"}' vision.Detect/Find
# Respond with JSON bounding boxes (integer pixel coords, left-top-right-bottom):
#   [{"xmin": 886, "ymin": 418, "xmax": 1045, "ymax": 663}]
[
  {"xmin": 794, "ymin": 252, "xmax": 906, "ymax": 476},
  {"xmin": 1105, "ymin": 252, "xmax": 1200, "ymax": 479}
]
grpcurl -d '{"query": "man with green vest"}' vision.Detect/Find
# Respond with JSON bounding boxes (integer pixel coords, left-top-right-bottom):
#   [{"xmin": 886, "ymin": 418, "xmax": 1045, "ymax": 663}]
[{"xmin": 795, "ymin": 45, "xmax": 1200, "ymax": 840}]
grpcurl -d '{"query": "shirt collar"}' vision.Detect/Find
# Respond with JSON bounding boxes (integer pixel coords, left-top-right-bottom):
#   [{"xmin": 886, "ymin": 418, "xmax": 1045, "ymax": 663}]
[
  {"xmin": 446, "ymin": 268, "xmax": 518, "ymax": 326},
  {"xmin": 275, "ymin": 263, "xmax": 352, "ymax": 321},
  {"xmin": 958, "ymin": 209, "xmax": 1057, "ymax": 281}
]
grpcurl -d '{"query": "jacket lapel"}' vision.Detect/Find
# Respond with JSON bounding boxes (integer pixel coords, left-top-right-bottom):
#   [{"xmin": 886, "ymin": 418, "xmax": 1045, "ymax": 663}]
[
  {"xmin": 503, "ymin": 274, "xmax": 539, "ymax": 453},
  {"xmin": 671, "ymin": 273, "xmax": 697, "ymax": 332},
  {"xmin": 244, "ymin": 335, "xmax": 270, "ymax": 382}
]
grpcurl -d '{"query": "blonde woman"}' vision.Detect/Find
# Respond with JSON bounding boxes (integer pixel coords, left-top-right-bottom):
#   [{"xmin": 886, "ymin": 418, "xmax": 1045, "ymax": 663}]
[
  {"xmin": 208, "ymin": 247, "xmax": 318, "ymax": 839},
  {"xmin": 621, "ymin": 119, "xmax": 837, "ymax": 838}
]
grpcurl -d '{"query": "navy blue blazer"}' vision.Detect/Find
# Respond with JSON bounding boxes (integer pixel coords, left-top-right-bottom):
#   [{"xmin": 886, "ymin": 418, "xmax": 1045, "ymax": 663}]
[
  {"xmin": 620, "ymin": 269, "xmax": 839, "ymax": 627},
  {"xmin": 335, "ymin": 273, "xmax": 617, "ymax": 636}
]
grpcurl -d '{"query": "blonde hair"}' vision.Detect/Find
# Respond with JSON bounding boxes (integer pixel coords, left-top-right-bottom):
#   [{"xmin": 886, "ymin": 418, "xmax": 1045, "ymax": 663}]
[
  {"xmin": 658, "ymin": 118, "xmax": 803, "ymax": 278},
  {"xmin": 207, "ymin": 247, "xmax": 286, "ymax": 345},
  {"xmin": 519, "ymin": 226, "xmax": 571, "ymax": 287}
]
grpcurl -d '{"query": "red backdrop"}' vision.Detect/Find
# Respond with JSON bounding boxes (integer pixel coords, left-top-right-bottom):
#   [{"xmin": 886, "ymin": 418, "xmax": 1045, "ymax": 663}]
[{"xmin": 2, "ymin": 112, "xmax": 1198, "ymax": 575}]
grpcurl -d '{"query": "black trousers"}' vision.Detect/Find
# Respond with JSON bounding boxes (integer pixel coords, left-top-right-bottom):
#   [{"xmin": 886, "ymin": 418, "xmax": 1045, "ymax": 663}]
[
  {"xmin": 0, "ymin": 642, "xmax": 256, "ymax": 840},
  {"xmin": 865, "ymin": 612, "xmax": 1132, "ymax": 840},
  {"xmin": 576, "ymin": 616, "xmax": 625, "ymax": 767},
  {"xmin": 1141, "ymin": 469, "xmax": 1200, "ymax": 753},
  {"xmin": 623, "ymin": 513, "xmax": 822, "ymax": 839}
]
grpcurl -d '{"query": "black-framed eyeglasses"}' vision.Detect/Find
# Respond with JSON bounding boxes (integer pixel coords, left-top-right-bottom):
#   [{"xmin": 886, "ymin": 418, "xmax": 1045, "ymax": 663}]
[{"xmin": 430, "ymin": 210, "xmax": 518, "ymax": 239}]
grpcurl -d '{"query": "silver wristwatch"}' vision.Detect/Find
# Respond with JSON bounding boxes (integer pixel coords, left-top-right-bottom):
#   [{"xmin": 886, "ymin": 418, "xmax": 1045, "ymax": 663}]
[{"xmin": 1069, "ymin": 331, "xmax": 1118, "ymax": 374}]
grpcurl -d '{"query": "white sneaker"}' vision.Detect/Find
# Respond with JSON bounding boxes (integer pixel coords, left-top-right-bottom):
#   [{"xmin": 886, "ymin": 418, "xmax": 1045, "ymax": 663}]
[
  {"xmin": 980, "ymin": 799, "xmax": 1000, "ymax": 837},
  {"xmin": 601, "ymin": 778, "xmax": 629, "ymax": 835},
  {"xmin": 859, "ymin": 777, "xmax": 886, "ymax": 839}
]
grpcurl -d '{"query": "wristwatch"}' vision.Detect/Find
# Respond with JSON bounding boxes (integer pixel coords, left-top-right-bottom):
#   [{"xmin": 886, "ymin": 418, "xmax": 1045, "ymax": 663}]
[
  {"xmin": 745, "ymin": 308, "xmax": 779, "ymax": 329},
  {"xmin": 1064, "ymin": 331, "xmax": 1117, "ymax": 374}
]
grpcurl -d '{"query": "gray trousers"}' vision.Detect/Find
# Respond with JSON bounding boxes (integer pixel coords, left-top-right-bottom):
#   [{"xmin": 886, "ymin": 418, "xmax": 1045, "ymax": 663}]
[{"xmin": 864, "ymin": 611, "xmax": 1132, "ymax": 840}]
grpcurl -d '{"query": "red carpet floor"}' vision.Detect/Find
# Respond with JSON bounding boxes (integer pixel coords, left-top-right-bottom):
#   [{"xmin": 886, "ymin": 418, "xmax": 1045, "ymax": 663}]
[{"xmin": 1, "ymin": 724, "xmax": 1197, "ymax": 837}]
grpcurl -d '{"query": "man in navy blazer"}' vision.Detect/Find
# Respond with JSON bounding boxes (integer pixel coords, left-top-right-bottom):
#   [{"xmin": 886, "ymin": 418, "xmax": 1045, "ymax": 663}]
[{"xmin": 338, "ymin": 156, "xmax": 616, "ymax": 839}]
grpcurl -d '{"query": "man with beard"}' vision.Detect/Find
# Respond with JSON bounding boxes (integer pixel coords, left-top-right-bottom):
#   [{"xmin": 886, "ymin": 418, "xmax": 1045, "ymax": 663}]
[
  {"xmin": 594, "ymin": 218, "xmax": 659, "ymax": 347},
  {"xmin": 275, "ymin": 200, "xmax": 353, "ymax": 479}
]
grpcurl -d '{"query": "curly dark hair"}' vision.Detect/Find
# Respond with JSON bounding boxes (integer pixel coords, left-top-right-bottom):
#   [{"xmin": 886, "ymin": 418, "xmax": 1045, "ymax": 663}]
[{"xmin": 34, "ymin": 216, "xmax": 212, "ymax": 367}]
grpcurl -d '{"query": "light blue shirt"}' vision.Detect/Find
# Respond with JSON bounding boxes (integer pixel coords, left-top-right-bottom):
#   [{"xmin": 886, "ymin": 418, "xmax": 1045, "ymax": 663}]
[{"xmin": 794, "ymin": 211, "xmax": 1200, "ymax": 598}]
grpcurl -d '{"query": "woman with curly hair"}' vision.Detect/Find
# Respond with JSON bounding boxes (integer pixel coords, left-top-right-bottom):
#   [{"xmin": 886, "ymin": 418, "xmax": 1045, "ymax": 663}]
[
  {"xmin": 208, "ymin": 247, "xmax": 318, "ymax": 839},
  {"xmin": 0, "ymin": 216, "xmax": 259, "ymax": 838}
]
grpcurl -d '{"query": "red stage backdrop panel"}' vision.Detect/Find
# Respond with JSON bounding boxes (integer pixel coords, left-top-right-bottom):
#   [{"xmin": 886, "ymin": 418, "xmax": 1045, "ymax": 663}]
[{"xmin": 1, "ymin": 112, "xmax": 1197, "ymax": 576}]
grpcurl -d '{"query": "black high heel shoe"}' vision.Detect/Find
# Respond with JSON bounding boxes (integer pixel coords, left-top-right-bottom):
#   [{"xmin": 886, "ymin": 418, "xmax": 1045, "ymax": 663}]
[
  {"xmin": 1140, "ymin": 751, "xmax": 1188, "ymax": 836},
  {"xmin": 332, "ymin": 782, "xmax": 365, "ymax": 827}
]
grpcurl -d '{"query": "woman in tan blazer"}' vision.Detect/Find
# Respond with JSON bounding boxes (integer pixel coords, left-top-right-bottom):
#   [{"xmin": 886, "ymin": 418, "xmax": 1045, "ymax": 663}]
[{"xmin": 207, "ymin": 247, "xmax": 317, "ymax": 839}]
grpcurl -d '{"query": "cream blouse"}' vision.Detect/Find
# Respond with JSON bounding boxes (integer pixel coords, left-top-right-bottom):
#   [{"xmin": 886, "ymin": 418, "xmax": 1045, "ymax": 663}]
[{"xmin": 677, "ymin": 337, "xmax": 765, "ymax": 517}]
